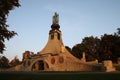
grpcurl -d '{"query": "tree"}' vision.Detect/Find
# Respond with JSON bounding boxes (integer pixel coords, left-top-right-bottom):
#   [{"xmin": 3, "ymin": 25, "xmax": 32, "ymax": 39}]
[
  {"xmin": 72, "ymin": 36, "xmax": 100, "ymax": 61},
  {"xmin": 99, "ymin": 34, "xmax": 120, "ymax": 62},
  {"xmin": 0, "ymin": 56, "xmax": 10, "ymax": 68},
  {"xmin": 81, "ymin": 36, "xmax": 100, "ymax": 61},
  {"xmin": 112, "ymin": 28, "xmax": 120, "ymax": 62},
  {"xmin": 71, "ymin": 28, "xmax": 120, "ymax": 62},
  {"xmin": 117, "ymin": 28, "xmax": 120, "ymax": 36},
  {"xmin": 65, "ymin": 46, "xmax": 72, "ymax": 53},
  {"xmin": 112, "ymin": 35, "xmax": 120, "ymax": 62},
  {"xmin": 0, "ymin": 0, "xmax": 20, "ymax": 53},
  {"xmin": 72, "ymin": 44, "xmax": 84, "ymax": 59},
  {"xmin": 10, "ymin": 56, "xmax": 21, "ymax": 67}
]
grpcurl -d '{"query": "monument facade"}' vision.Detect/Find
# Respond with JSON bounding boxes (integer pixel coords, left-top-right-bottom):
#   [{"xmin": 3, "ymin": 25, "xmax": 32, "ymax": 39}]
[{"xmin": 13, "ymin": 13, "xmax": 106, "ymax": 71}]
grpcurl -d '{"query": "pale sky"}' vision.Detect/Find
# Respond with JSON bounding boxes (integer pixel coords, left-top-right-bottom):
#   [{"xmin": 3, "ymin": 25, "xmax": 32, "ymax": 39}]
[{"xmin": 3, "ymin": 0, "xmax": 120, "ymax": 60}]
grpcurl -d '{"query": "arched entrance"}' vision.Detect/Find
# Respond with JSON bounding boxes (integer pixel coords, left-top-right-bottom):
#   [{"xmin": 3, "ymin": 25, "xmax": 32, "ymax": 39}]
[
  {"xmin": 39, "ymin": 60, "xmax": 44, "ymax": 70},
  {"xmin": 31, "ymin": 60, "xmax": 49, "ymax": 71}
]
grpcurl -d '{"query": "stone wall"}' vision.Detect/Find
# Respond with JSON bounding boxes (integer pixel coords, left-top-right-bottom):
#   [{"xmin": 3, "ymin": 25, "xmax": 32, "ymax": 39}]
[
  {"xmin": 9, "ymin": 53, "xmax": 105, "ymax": 72},
  {"xmin": 47, "ymin": 56, "xmax": 105, "ymax": 71},
  {"xmin": 103, "ymin": 60, "xmax": 116, "ymax": 72}
]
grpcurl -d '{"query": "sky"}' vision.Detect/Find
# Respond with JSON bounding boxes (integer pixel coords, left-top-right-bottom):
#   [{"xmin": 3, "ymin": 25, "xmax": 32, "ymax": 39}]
[{"xmin": 2, "ymin": 0, "xmax": 120, "ymax": 60}]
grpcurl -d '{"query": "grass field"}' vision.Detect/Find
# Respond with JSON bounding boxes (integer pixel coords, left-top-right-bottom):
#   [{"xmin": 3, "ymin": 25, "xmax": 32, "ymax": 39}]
[{"xmin": 0, "ymin": 71, "xmax": 120, "ymax": 80}]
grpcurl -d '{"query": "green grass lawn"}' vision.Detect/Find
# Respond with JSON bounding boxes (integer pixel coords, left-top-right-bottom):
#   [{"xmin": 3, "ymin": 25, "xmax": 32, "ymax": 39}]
[
  {"xmin": 0, "ymin": 71, "xmax": 120, "ymax": 80},
  {"xmin": 116, "ymin": 66, "xmax": 120, "ymax": 71}
]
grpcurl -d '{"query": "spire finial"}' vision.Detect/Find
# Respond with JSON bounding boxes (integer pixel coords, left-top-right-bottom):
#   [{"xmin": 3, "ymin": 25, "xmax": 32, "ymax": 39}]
[{"xmin": 52, "ymin": 12, "xmax": 59, "ymax": 24}]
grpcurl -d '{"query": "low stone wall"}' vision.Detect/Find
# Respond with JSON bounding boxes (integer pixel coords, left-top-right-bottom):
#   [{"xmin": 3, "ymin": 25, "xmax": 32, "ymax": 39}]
[
  {"xmin": 49, "ymin": 58, "xmax": 105, "ymax": 71},
  {"xmin": 65, "ymin": 61, "xmax": 105, "ymax": 71},
  {"xmin": 84, "ymin": 60, "xmax": 98, "ymax": 64}
]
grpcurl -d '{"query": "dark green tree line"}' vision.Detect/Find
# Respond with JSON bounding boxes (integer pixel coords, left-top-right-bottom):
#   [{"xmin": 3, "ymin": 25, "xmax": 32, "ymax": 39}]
[
  {"xmin": 72, "ymin": 36, "xmax": 100, "ymax": 61},
  {"xmin": 71, "ymin": 28, "xmax": 120, "ymax": 62}
]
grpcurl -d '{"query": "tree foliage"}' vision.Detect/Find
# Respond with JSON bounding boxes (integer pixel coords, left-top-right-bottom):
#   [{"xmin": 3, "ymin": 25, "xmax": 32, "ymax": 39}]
[
  {"xmin": 72, "ymin": 44, "xmax": 84, "ymax": 59},
  {"xmin": 99, "ymin": 29, "xmax": 120, "ymax": 62},
  {"xmin": 65, "ymin": 46, "xmax": 72, "ymax": 53},
  {"xmin": 0, "ymin": 56, "xmax": 9, "ymax": 68},
  {"xmin": 99, "ymin": 34, "xmax": 115, "ymax": 61},
  {"xmin": 116, "ymin": 28, "xmax": 120, "ymax": 36},
  {"xmin": 10, "ymin": 56, "xmax": 21, "ymax": 67},
  {"xmin": 72, "ymin": 36, "xmax": 100, "ymax": 61},
  {"xmin": 72, "ymin": 28, "xmax": 120, "ymax": 62},
  {"xmin": 82, "ymin": 36, "xmax": 100, "ymax": 60},
  {"xmin": 0, "ymin": 0, "xmax": 20, "ymax": 53}
]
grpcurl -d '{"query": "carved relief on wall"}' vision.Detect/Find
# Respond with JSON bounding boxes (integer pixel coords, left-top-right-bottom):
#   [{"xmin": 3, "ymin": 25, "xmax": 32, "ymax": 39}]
[
  {"xmin": 59, "ymin": 56, "xmax": 64, "ymax": 63},
  {"xmin": 51, "ymin": 57, "xmax": 55, "ymax": 64}
]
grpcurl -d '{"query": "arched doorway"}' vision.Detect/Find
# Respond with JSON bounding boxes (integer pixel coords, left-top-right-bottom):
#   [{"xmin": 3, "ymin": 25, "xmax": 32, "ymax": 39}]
[
  {"xmin": 39, "ymin": 60, "xmax": 44, "ymax": 70},
  {"xmin": 31, "ymin": 60, "xmax": 49, "ymax": 71}
]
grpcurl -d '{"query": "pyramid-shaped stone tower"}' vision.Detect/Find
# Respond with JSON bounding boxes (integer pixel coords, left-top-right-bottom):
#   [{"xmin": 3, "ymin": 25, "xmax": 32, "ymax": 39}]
[
  {"xmin": 16, "ymin": 12, "xmax": 105, "ymax": 71},
  {"xmin": 39, "ymin": 12, "xmax": 79, "ymax": 61}
]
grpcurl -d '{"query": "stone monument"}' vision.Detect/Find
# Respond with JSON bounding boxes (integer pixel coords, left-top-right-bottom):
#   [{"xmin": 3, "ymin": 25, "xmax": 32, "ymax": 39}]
[{"xmin": 7, "ymin": 12, "xmax": 105, "ymax": 72}]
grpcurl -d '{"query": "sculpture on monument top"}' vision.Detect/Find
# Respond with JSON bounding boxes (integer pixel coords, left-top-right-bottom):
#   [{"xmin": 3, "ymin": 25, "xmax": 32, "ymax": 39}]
[{"xmin": 52, "ymin": 12, "xmax": 59, "ymax": 24}]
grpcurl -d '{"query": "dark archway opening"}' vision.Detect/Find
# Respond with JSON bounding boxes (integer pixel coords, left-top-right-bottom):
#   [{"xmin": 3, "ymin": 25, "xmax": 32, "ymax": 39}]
[
  {"xmin": 31, "ymin": 60, "xmax": 45, "ymax": 71},
  {"xmin": 39, "ymin": 60, "xmax": 44, "ymax": 70}
]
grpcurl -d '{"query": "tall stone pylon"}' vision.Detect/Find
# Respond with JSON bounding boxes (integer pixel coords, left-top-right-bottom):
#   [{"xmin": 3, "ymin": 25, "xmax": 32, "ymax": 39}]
[{"xmin": 39, "ymin": 12, "xmax": 79, "ymax": 61}]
